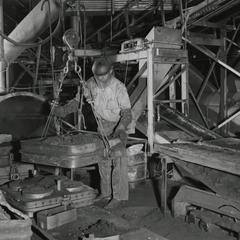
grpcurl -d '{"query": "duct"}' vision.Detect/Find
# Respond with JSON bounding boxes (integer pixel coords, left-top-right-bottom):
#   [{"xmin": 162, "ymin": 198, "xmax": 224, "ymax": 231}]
[
  {"xmin": 3, "ymin": 0, "xmax": 67, "ymax": 65},
  {"xmin": 0, "ymin": 92, "xmax": 54, "ymax": 140}
]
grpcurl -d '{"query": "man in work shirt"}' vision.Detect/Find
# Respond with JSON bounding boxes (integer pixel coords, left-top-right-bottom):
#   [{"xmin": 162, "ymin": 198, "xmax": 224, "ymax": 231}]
[{"xmin": 53, "ymin": 57, "xmax": 133, "ymax": 207}]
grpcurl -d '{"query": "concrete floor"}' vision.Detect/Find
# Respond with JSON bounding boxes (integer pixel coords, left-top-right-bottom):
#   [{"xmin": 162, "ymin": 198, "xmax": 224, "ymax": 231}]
[{"xmin": 32, "ymin": 178, "xmax": 236, "ymax": 240}]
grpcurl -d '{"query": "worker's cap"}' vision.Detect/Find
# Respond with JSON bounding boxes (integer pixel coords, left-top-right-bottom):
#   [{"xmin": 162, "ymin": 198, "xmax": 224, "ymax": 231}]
[{"xmin": 92, "ymin": 57, "xmax": 112, "ymax": 76}]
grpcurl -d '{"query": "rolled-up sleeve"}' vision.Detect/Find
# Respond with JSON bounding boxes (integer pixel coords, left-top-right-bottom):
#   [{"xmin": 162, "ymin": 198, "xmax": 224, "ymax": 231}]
[
  {"xmin": 117, "ymin": 84, "xmax": 131, "ymax": 110},
  {"xmin": 116, "ymin": 83, "xmax": 132, "ymax": 128}
]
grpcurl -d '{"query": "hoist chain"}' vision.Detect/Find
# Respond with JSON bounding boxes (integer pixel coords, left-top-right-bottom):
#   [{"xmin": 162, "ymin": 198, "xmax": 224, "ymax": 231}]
[{"xmin": 74, "ymin": 60, "xmax": 111, "ymax": 156}]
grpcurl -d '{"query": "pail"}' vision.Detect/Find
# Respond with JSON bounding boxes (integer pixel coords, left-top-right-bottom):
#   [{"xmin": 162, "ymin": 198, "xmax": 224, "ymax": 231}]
[{"xmin": 127, "ymin": 145, "xmax": 147, "ymax": 185}]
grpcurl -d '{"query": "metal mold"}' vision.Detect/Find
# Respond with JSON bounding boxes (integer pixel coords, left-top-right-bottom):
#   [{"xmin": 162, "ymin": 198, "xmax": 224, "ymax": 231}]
[{"xmin": 1, "ymin": 175, "xmax": 97, "ymax": 217}]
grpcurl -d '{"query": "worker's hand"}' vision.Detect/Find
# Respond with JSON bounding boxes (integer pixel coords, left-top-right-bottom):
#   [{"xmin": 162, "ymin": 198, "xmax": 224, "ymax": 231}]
[
  {"xmin": 49, "ymin": 100, "xmax": 61, "ymax": 116},
  {"xmin": 85, "ymin": 97, "xmax": 94, "ymax": 105},
  {"xmin": 83, "ymin": 86, "xmax": 94, "ymax": 105},
  {"xmin": 50, "ymin": 100, "xmax": 59, "ymax": 108},
  {"xmin": 113, "ymin": 129, "xmax": 127, "ymax": 146}
]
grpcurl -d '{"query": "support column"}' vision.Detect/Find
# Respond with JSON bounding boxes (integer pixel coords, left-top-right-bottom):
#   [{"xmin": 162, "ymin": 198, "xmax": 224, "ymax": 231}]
[
  {"xmin": 219, "ymin": 30, "xmax": 228, "ymax": 135},
  {"xmin": 0, "ymin": 0, "xmax": 5, "ymax": 93},
  {"xmin": 147, "ymin": 47, "xmax": 154, "ymax": 153},
  {"xmin": 169, "ymin": 76, "xmax": 176, "ymax": 109},
  {"xmin": 181, "ymin": 64, "xmax": 189, "ymax": 115}
]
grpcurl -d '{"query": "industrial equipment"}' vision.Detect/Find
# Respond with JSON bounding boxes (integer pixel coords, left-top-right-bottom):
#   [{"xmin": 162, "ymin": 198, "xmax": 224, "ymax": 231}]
[
  {"xmin": 0, "ymin": 92, "xmax": 53, "ymax": 140},
  {"xmin": 36, "ymin": 205, "xmax": 77, "ymax": 230},
  {"xmin": 173, "ymin": 185, "xmax": 240, "ymax": 237},
  {"xmin": 1, "ymin": 174, "xmax": 97, "ymax": 217},
  {"xmin": 120, "ymin": 38, "xmax": 146, "ymax": 53},
  {"xmin": 20, "ymin": 132, "xmax": 122, "ymax": 168}
]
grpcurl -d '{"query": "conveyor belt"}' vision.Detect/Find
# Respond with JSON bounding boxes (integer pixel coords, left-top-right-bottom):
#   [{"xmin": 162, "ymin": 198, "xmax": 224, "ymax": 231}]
[
  {"xmin": 160, "ymin": 104, "xmax": 221, "ymax": 140},
  {"xmin": 155, "ymin": 138, "xmax": 240, "ymax": 201}
]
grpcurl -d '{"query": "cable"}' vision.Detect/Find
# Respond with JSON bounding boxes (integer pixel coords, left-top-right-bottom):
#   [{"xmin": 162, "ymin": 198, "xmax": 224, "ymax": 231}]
[
  {"xmin": 218, "ymin": 204, "xmax": 240, "ymax": 212},
  {"xmin": 41, "ymin": 68, "xmax": 67, "ymax": 139},
  {"xmin": 124, "ymin": 61, "xmax": 128, "ymax": 85}
]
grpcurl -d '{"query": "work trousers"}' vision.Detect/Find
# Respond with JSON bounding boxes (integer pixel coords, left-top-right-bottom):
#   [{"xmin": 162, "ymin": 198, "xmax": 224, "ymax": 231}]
[{"xmin": 98, "ymin": 149, "xmax": 129, "ymax": 201}]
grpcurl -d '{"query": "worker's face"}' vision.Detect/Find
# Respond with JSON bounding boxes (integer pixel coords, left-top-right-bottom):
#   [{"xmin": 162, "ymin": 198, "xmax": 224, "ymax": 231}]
[{"xmin": 94, "ymin": 70, "xmax": 112, "ymax": 84}]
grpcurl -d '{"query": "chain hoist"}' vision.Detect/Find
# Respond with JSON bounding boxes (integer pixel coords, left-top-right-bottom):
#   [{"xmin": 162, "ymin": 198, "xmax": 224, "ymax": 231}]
[{"xmin": 41, "ymin": 57, "xmax": 70, "ymax": 138}]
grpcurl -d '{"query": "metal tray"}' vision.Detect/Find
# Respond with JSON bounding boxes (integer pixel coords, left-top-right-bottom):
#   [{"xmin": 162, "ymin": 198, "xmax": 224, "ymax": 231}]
[
  {"xmin": 22, "ymin": 147, "xmax": 123, "ymax": 168},
  {"xmin": 21, "ymin": 133, "xmax": 120, "ymax": 156}
]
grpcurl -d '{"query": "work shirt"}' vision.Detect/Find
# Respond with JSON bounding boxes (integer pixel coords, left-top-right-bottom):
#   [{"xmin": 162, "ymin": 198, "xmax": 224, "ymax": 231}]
[{"xmin": 85, "ymin": 76, "xmax": 131, "ymax": 135}]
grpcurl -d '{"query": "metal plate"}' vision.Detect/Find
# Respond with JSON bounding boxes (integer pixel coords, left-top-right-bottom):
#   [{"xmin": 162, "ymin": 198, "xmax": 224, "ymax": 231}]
[
  {"xmin": 62, "ymin": 180, "xmax": 84, "ymax": 192},
  {"xmin": 22, "ymin": 187, "xmax": 53, "ymax": 200}
]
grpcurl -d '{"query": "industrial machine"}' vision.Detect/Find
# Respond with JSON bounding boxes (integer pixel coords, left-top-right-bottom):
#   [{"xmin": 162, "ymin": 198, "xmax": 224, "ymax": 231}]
[
  {"xmin": 1, "ymin": 174, "xmax": 97, "ymax": 217},
  {"xmin": 173, "ymin": 185, "xmax": 240, "ymax": 237}
]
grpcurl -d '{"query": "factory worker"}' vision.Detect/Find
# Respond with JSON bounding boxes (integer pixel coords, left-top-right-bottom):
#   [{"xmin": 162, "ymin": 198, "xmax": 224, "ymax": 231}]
[{"xmin": 53, "ymin": 57, "xmax": 133, "ymax": 207}]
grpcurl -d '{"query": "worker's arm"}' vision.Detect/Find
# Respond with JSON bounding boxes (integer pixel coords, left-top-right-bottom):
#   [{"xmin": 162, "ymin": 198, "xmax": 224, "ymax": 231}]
[
  {"xmin": 117, "ymin": 108, "xmax": 132, "ymax": 130},
  {"xmin": 82, "ymin": 78, "xmax": 95, "ymax": 104},
  {"xmin": 53, "ymin": 78, "xmax": 92, "ymax": 118},
  {"xmin": 113, "ymin": 83, "xmax": 132, "ymax": 145},
  {"xmin": 116, "ymin": 82, "xmax": 132, "ymax": 130}
]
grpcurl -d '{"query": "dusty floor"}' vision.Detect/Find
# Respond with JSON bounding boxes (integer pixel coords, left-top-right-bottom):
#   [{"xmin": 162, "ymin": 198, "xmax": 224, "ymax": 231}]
[{"xmin": 32, "ymin": 178, "xmax": 236, "ymax": 240}]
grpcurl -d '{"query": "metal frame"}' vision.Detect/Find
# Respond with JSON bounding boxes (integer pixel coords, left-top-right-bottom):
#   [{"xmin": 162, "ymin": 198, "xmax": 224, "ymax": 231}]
[
  {"xmin": 110, "ymin": 43, "xmax": 188, "ymax": 153},
  {"xmin": 181, "ymin": 0, "xmax": 240, "ymax": 134}
]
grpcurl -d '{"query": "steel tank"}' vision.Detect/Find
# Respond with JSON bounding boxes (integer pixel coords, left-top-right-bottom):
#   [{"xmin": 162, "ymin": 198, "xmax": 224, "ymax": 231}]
[{"xmin": 0, "ymin": 92, "xmax": 54, "ymax": 140}]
